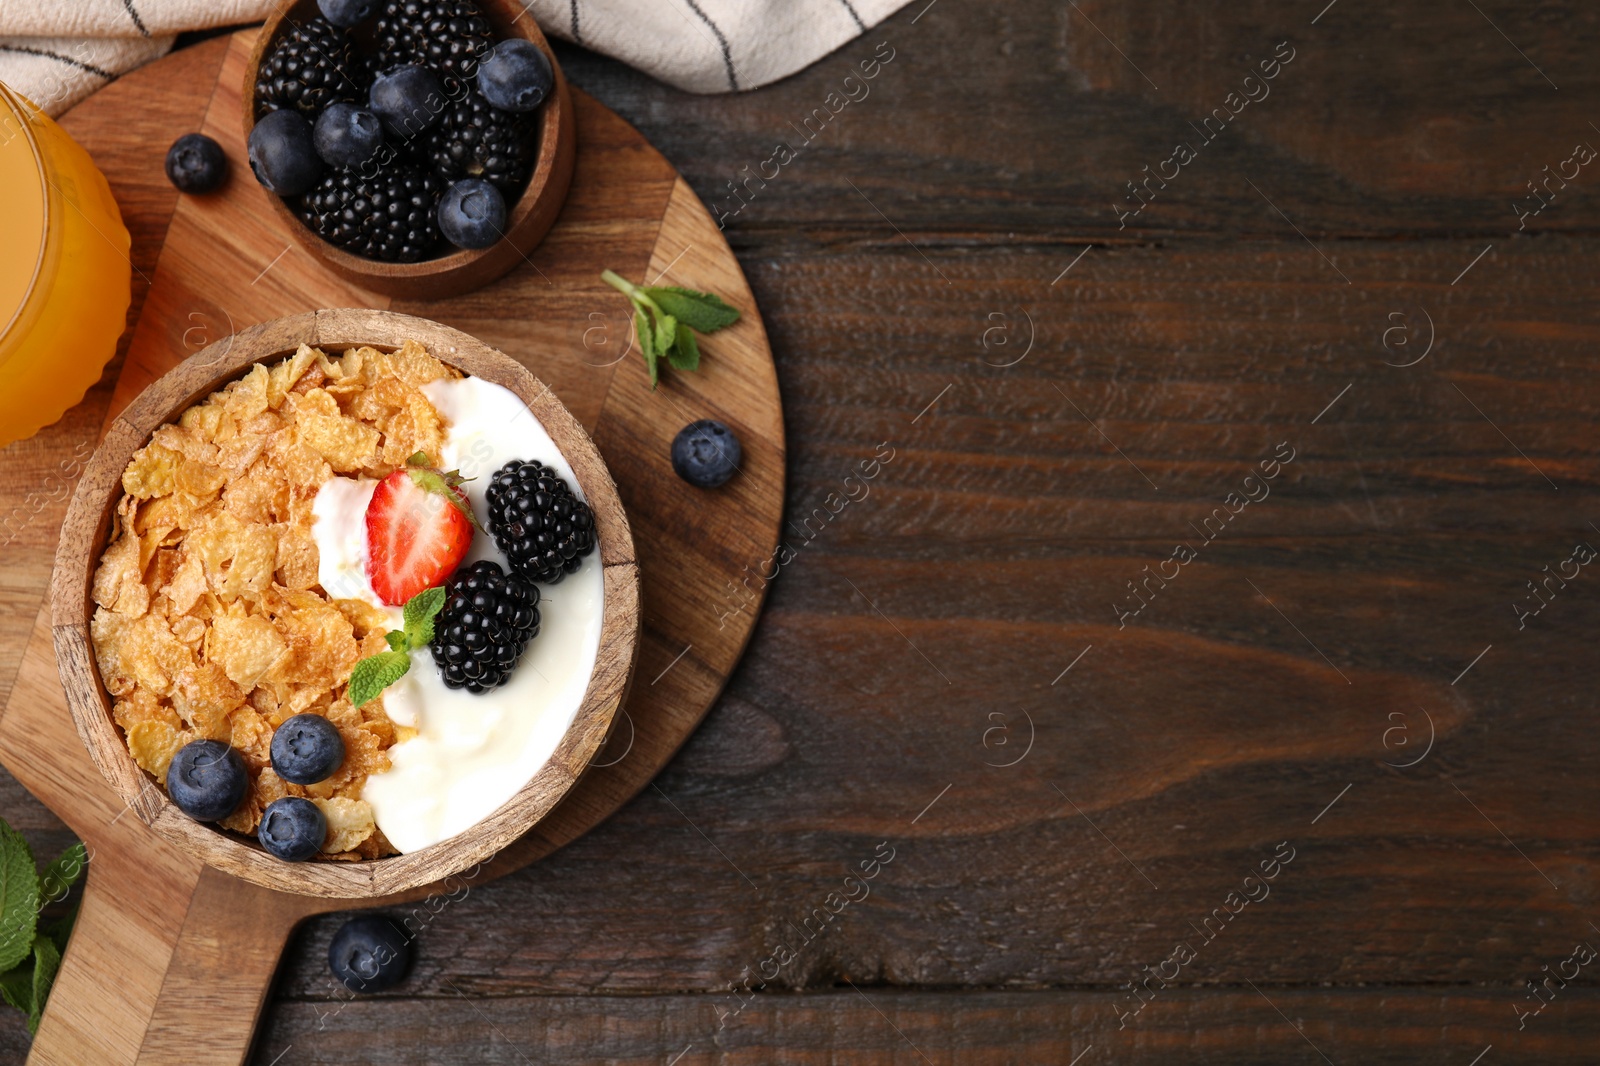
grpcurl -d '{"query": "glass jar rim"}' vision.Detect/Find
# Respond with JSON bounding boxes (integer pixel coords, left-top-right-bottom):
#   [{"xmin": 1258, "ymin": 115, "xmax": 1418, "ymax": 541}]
[{"xmin": 0, "ymin": 83, "xmax": 51, "ymax": 350}]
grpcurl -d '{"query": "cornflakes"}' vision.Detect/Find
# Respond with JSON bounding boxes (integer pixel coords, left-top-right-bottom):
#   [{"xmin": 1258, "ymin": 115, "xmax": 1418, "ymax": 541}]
[{"xmin": 88, "ymin": 341, "xmax": 459, "ymax": 859}]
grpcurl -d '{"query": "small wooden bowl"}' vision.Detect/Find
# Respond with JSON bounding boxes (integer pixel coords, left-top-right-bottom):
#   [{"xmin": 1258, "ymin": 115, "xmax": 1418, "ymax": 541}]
[
  {"xmin": 243, "ymin": 1, "xmax": 576, "ymax": 300},
  {"xmin": 51, "ymin": 309, "xmax": 639, "ymax": 898}
]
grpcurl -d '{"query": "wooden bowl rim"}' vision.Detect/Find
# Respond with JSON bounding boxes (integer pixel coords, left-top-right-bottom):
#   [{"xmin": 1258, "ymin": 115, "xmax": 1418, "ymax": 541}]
[
  {"xmin": 51, "ymin": 309, "xmax": 640, "ymax": 898},
  {"xmin": 241, "ymin": 0, "xmax": 572, "ymax": 287}
]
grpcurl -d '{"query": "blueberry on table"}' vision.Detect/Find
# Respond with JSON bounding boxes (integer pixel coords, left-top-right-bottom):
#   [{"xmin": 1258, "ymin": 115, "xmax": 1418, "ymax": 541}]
[
  {"xmin": 164, "ymin": 133, "xmax": 227, "ymax": 194},
  {"xmin": 247, "ymin": 110, "xmax": 322, "ymax": 196},
  {"xmin": 313, "ymin": 102, "xmax": 384, "ymax": 168},
  {"xmin": 475, "ymin": 38, "xmax": 554, "ymax": 113},
  {"xmin": 370, "ymin": 64, "xmax": 446, "ymax": 140},
  {"xmin": 271, "ymin": 713, "xmax": 346, "ymax": 785},
  {"xmin": 438, "ymin": 178, "xmax": 506, "ymax": 249},
  {"xmin": 166, "ymin": 740, "xmax": 248, "ymax": 822},
  {"xmin": 317, "ymin": 0, "xmax": 377, "ymax": 27},
  {"xmin": 671, "ymin": 420, "xmax": 742, "ymax": 488},
  {"xmin": 328, "ymin": 916, "xmax": 413, "ymax": 993},
  {"xmin": 258, "ymin": 797, "xmax": 327, "ymax": 862}
]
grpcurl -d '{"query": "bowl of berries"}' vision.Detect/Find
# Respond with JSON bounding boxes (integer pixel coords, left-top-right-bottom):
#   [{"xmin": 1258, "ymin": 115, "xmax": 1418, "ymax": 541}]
[
  {"xmin": 242, "ymin": 0, "xmax": 576, "ymax": 299},
  {"xmin": 52, "ymin": 308, "xmax": 639, "ymax": 897}
]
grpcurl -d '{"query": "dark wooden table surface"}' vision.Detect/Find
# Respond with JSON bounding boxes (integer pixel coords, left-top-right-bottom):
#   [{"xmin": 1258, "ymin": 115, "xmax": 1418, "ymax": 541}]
[{"xmin": 5, "ymin": 1, "xmax": 1600, "ymax": 1062}]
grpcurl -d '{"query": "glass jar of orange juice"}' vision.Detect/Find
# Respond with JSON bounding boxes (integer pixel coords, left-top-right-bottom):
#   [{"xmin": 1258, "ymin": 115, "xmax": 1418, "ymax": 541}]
[{"xmin": 0, "ymin": 82, "xmax": 130, "ymax": 448}]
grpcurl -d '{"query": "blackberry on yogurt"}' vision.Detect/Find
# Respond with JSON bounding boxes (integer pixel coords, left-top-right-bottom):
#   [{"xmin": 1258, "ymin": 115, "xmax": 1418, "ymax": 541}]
[
  {"xmin": 485, "ymin": 460, "xmax": 596, "ymax": 584},
  {"xmin": 429, "ymin": 560, "xmax": 540, "ymax": 692}
]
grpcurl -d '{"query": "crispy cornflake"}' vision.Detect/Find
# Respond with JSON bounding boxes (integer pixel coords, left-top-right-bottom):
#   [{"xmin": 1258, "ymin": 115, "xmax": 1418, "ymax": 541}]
[
  {"xmin": 121, "ymin": 613, "xmax": 195, "ymax": 697},
  {"xmin": 90, "ymin": 341, "xmax": 463, "ymax": 861},
  {"xmin": 172, "ymin": 662, "xmax": 243, "ymax": 738},
  {"xmin": 275, "ymin": 528, "xmax": 320, "ymax": 590},
  {"xmin": 92, "ymin": 532, "xmax": 148, "ymax": 617},
  {"xmin": 291, "ymin": 388, "xmax": 382, "ymax": 472},
  {"xmin": 210, "ymin": 608, "xmax": 286, "ymax": 687},
  {"xmin": 268, "ymin": 344, "xmax": 319, "ymax": 408},
  {"xmin": 163, "ymin": 552, "xmax": 208, "ymax": 616},
  {"xmin": 227, "ymin": 704, "xmax": 274, "ymax": 771},
  {"xmin": 126, "ymin": 720, "xmax": 188, "ymax": 784},
  {"xmin": 223, "ymin": 468, "xmax": 290, "ymax": 525},
  {"xmin": 314, "ymin": 797, "xmax": 376, "ymax": 853},
  {"xmin": 122, "ymin": 443, "xmax": 181, "ymax": 499},
  {"xmin": 225, "ymin": 364, "xmax": 271, "ymax": 422}
]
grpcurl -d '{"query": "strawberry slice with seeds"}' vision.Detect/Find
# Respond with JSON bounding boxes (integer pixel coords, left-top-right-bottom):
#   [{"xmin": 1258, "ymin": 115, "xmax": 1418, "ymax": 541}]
[{"xmin": 365, "ymin": 453, "xmax": 480, "ymax": 606}]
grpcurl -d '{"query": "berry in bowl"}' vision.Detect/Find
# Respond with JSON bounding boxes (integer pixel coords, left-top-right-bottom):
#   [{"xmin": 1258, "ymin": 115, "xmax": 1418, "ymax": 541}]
[
  {"xmin": 241, "ymin": 0, "xmax": 574, "ymax": 299},
  {"xmin": 52, "ymin": 309, "xmax": 637, "ymax": 898}
]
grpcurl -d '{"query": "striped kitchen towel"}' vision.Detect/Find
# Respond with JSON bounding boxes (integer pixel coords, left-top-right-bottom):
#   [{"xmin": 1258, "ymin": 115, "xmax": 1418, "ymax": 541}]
[{"xmin": 0, "ymin": 0, "xmax": 914, "ymax": 117}]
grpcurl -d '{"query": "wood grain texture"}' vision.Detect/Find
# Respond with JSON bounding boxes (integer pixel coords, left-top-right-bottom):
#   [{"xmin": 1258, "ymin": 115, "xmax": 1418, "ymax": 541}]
[
  {"xmin": 241, "ymin": 0, "xmax": 577, "ymax": 299},
  {"xmin": 241, "ymin": 988, "xmax": 1600, "ymax": 1064},
  {"xmin": 0, "ymin": 28, "xmax": 782, "ymax": 1064},
  {"xmin": 559, "ymin": 0, "xmax": 1600, "ymax": 241},
  {"xmin": 2, "ymin": 0, "xmax": 1599, "ymax": 1061}
]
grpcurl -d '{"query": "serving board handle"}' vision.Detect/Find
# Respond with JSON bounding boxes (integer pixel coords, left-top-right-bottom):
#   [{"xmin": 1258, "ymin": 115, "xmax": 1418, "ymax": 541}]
[{"xmin": 31, "ymin": 852, "xmax": 312, "ymax": 1065}]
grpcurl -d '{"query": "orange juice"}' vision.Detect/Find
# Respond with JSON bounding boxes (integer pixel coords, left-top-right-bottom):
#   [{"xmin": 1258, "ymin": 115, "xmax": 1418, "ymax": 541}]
[{"xmin": 0, "ymin": 82, "xmax": 130, "ymax": 448}]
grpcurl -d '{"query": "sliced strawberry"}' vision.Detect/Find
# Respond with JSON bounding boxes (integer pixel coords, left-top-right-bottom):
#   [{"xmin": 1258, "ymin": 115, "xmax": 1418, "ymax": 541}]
[{"xmin": 365, "ymin": 455, "xmax": 479, "ymax": 606}]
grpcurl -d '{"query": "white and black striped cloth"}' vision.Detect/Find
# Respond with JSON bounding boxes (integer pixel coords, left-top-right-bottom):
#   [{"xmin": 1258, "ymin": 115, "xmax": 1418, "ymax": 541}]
[{"xmin": 0, "ymin": 0, "xmax": 913, "ymax": 117}]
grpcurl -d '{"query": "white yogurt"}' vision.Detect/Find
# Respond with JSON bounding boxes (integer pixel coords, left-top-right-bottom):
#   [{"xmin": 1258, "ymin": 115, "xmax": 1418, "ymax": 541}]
[{"xmin": 310, "ymin": 375, "xmax": 604, "ymax": 854}]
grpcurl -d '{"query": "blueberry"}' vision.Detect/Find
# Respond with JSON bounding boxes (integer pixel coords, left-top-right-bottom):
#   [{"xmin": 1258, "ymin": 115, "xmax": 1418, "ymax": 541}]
[
  {"xmin": 313, "ymin": 102, "xmax": 384, "ymax": 168},
  {"xmin": 370, "ymin": 65, "xmax": 446, "ymax": 140},
  {"xmin": 476, "ymin": 39, "xmax": 554, "ymax": 113},
  {"xmin": 328, "ymin": 916, "xmax": 413, "ymax": 993},
  {"xmin": 271, "ymin": 713, "xmax": 345, "ymax": 785},
  {"xmin": 437, "ymin": 178, "xmax": 506, "ymax": 249},
  {"xmin": 671, "ymin": 420, "xmax": 741, "ymax": 488},
  {"xmin": 166, "ymin": 740, "xmax": 248, "ymax": 822},
  {"xmin": 257, "ymin": 797, "xmax": 327, "ymax": 862},
  {"xmin": 247, "ymin": 109, "xmax": 322, "ymax": 196},
  {"xmin": 164, "ymin": 133, "xmax": 227, "ymax": 194},
  {"xmin": 316, "ymin": 0, "xmax": 376, "ymax": 27}
]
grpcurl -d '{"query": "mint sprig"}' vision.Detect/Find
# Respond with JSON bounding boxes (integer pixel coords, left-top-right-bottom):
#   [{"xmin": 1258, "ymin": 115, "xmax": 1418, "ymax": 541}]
[
  {"xmin": 349, "ymin": 586, "xmax": 447, "ymax": 707},
  {"xmin": 0, "ymin": 820, "xmax": 86, "ymax": 1034},
  {"xmin": 601, "ymin": 269, "xmax": 740, "ymax": 388}
]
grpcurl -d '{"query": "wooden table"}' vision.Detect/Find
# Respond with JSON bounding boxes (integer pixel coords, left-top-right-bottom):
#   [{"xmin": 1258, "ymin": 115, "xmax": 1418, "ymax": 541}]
[{"xmin": 3, "ymin": 1, "xmax": 1599, "ymax": 1061}]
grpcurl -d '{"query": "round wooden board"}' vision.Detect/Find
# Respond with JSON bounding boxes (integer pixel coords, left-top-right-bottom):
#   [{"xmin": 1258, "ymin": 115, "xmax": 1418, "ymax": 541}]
[{"xmin": 0, "ymin": 30, "xmax": 783, "ymax": 1065}]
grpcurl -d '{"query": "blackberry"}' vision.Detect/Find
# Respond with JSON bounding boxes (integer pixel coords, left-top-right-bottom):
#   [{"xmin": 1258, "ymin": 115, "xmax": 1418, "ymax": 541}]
[
  {"xmin": 429, "ymin": 560, "xmax": 540, "ymax": 692},
  {"xmin": 422, "ymin": 91, "xmax": 534, "ymax": 194},
  {"xmin": 375, "ymin": 0, "xmax": 496, "ymax": 79},
  {"xmin": 486, "ymin": 460, "xmax": 596, "ymax": 584},
  {"xmin": 298, "ymin": 164, "xmax": 443, "ymax": 262},
  {"xmin": 255, "ymin": 17, "xmax": 364, "ymax": 116}
]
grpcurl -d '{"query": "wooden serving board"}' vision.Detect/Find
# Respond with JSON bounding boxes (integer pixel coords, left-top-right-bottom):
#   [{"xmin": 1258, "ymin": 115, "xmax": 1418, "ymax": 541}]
[{"xmin": 0, "ymin": 30, "xmax": 783, "ymax": 1065}]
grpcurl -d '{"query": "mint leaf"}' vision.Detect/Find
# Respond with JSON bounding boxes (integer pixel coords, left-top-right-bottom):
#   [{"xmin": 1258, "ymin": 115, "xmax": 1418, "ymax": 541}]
[
  {"xmin": 643, "ymin": 287, "xmax": 740, "ymax": 333},
  {"xmin": 0, "ymin": 822, "xmax": 39, "ymax": 973},
  {"xmin": 348, "ymin": 650, "xmax": 411, "ymax": 708},
  {"xmin": 402, "ymin": 586, "xmax": 446, "ymax": 647},
  {"xmin": 606, "ymin": 269, "xmax": 740, "ymax": 387},
  {"xmin": 635, "ymin": 306, "xmax": 659, "ymax": 388},
  {"xmin": 37, "ymin": 843, "xmax": 86, "ymax": 906},
  {"xmin": 27, "ymin": 935, "xmax": 58, "ymax": 1034},
  {"xmin": 384, "ymin": 630, "xmax": 408, "ymax": 654},
  {"xmin": 669, "ymin": 322, "xmax": 701, "ymax": 372},
  {"xmin": 0, "ymin": 965, "xmax": 28, "ymax": 1014},
  {"xmin": 654, "ymin": 314, "xmax": 678, "ymax": 364}
]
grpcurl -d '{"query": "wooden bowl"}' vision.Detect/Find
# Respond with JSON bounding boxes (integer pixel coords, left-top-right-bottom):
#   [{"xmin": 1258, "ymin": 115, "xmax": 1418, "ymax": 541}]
[
  {"xmin": 50, "ymin": 309, "xmax": 639, "ymax": 898},
  {"xmin": 242, "ymin": 1, "xmax": 576, "ymax": 300}
]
